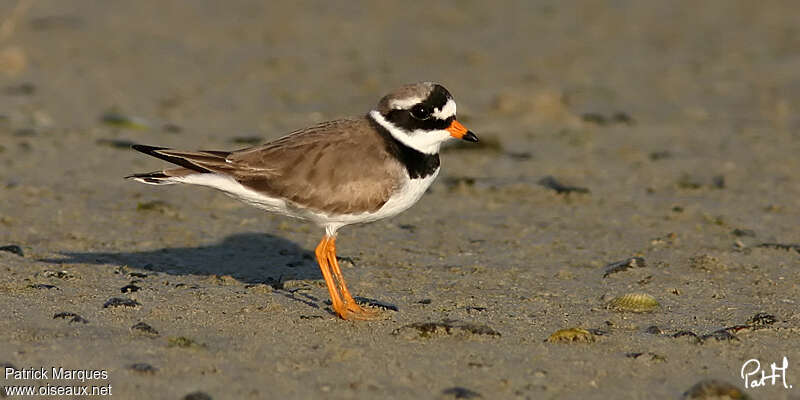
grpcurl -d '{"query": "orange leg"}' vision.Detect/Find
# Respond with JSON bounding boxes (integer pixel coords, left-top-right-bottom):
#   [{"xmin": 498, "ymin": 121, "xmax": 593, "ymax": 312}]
[
  {"xmin": 325, "ymin": 237, "xmax": 379, "ymax": 320},
  {"xmin": 314, "ymin": 235, "xmax": 379, "ymax": 320},
  {"xmin": 315, "ymin": 236, "xmax": 347, "ymax": 318}
]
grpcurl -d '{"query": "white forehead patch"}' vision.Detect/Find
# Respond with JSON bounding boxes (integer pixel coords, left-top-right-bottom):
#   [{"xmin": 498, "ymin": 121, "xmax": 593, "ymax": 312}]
[
  {"xmin": 432, "ymin": 99, "xmax": 457, "ymax": 120},
  {"xmin": 389, "ymin": 97, "xmax": 423, "ymax": 110}
]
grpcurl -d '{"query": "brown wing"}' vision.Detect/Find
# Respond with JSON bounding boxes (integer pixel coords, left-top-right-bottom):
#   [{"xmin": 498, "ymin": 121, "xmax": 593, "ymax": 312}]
[{"xmin": 225, "ymin": 117, "xmax": 404, "ymax": 215}]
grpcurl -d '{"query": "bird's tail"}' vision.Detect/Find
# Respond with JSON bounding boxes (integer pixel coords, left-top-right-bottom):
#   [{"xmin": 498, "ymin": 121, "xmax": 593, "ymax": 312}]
[
  {"xmin": 126, "ymin": 169, "xmax": 193, "ymax": 185},
  {"xmin": 126, "ymin": 144, "xmax": 234, "ymax": 185}
]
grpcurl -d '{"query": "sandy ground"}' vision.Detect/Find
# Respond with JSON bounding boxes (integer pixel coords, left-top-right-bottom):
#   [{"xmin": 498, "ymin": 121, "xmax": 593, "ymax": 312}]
[{"xmin": 1, "ymin": 1, "xmax": 799, "ymax": 399}]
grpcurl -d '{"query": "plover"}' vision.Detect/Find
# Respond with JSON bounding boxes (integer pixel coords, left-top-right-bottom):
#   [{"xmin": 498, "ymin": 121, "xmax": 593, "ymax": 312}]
[{"xmin": 128, "ymin": 82, "xmax": 478, "ymax": 320}]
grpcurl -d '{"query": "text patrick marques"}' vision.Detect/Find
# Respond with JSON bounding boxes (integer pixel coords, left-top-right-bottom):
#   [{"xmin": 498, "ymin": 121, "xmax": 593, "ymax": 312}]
[
  {"xmin": 5, "ymin": 367, "xmax": 108, "ymax": 381},
  {"xmin": 4, "ymin": 367, "xmax": 112, "ymax": 397}
]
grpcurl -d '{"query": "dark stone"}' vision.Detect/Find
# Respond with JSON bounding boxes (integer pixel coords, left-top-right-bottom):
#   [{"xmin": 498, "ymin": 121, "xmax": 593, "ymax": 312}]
[
  {"xmin": 538, "ymin": 176, "xmax": 589, "ymax": 194},
  {"xmin": 602, "ymin": 257, "xmax": 646, "ymax": 278},
  {"xmin": 128, "ymin": 363, "xmax": 157, "ymax": 374},
  {"xmin": 103, "ymin": 298, "xmax": 140, "ymax": 308},
  {"xmin": 131, "ymin": 322, "xmax": 159, "ymax": 336},
  {"xmin": 183, "ymin": 392, "xmax": 213, "ymax": 400},
  {"xmin": 393, "ymin": 320, "xmax": 500, "ymax": 338},
  {"xmin": 28, "ymin": 284, "xmax": 59, "ymax": 290},
  {"xmin": 442, "ymin": 387, "xmax": 482, "ymax": 399},
  {"xmin": 732, "ymin": 229, "xmax": 755, "ymax": 237},
  {"xmin": 757, "ymin": 243, "xmax": 800, "ymax": 253},
  {"xmin": 120, "ymin": 284, "xmax": 141, "ymax": 293},
  {"xmin": 0, "ymin": 245, "xmax": 23, "ymax": 257},
  {"xmin": 748, "ymin": 312, "xmax": 776, "ymax": 327},
  {"xmin": 53, "ymin": 312, "xmax": 88, "ymax": 324},
  {"xmin": 644, "ymin": 326, "xmax": 663, "ymax": 335},
  {"xmin": 701, "ymin": 329, "xmax": 738, "ymax": 342}
]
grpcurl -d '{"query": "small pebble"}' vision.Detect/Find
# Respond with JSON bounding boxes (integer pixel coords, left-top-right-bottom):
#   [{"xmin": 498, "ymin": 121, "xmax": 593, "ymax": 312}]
[
  {"xmin": 103, "ymin": 298, "xmax": 140, "ymax": 308},
  {"xmin": 40, "ymin": 270, "xmax": 76, "ymax": 280},
  {"xmin": 712, "ymin": 175, "xmax": 725, "ymax": 189},
  {"xmin": 183, "ymin": 392, "xmax": 213, "ymax": 400},
  {"xmin": 603, "ymin": 257, "xmax": 646, "ymax": 278},
  {"xmin": 731, "ymin": 229, "xmax": 755, "ymax": 237},
  {"xmin": 53, "ymin": 312, "xmax": 88, "ymax": 324},
  {"xmin": 547, "ymin": 328, "xmax": 595, "ymax": 343},
  {"xmin": 748, "ymin": 312, "xmax": 776, "ymax": 326},
  {"xmin": 672, "ymin": 331, "xmax": 702, "ymax": 344},
  {"xmin": 128, "ymin": 363, "xmax": 157, "ymax": 374},
  {"xmin": 393, "ymin": 320, "xmax": 500, "ymax": 339},
  {"xmin": 441, "ymin": 387, "xmax": 483, "ymax": 399},
  {"xmin": 121, "ymin": 284, "xmax": 141, "ymax": 293},
  {"xmin": 168, "ymin": 336, "xmax": 206, "ymax": 349},
  {"xmin": 757, "ymin": 242, "xmax": 800, "ymax": 254},
  {"xmin": 27, "ymin": 283, "xmax": 59, "ymax": 290},
  {"xmin": 130, "ymin": 322, "xmax": 159, "ymax": 336},
  {"xmin": 644, "ymin": 325, "xmax": 664, "ymax": 335},
  {"xmin": 538, "ymin": 176, "xmax": 590, "ymax": 194},
  {"xmin": 612, "ymin": 112, "xmax": 634, "ymax": 125},
  {"xmin": 700, "ymin": 329, "xmax": 738, "ymax": 342},
  {"xmin": 649, "ymin": 150, "xmax": 672, "ymax": 161}
]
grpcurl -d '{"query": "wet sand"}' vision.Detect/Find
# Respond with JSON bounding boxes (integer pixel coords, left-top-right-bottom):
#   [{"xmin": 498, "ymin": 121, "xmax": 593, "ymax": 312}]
[{"xmin": 1, "ymin": 1, "xmax": 799, "ymax": 399}]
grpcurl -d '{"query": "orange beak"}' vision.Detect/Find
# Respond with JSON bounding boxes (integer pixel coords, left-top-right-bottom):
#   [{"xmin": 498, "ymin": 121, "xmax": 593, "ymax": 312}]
[{"xmin": 446, "ymin": 120, "xmax": 479, "ymax": 142}]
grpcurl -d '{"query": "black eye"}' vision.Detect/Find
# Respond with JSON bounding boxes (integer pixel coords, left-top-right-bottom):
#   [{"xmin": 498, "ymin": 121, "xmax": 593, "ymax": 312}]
[{"xmin": 410, "ymin": 104, "xmax": 432, "ymax": 120}]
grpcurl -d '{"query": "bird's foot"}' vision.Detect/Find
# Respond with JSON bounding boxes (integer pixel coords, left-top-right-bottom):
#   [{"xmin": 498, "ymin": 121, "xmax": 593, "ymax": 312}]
[{"xmin": 335, "ymin": 301, "xmax": 382, "ymax": 321}]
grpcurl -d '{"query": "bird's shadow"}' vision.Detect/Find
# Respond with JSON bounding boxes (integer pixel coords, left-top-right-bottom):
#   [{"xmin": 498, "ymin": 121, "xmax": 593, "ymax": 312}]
[{"xmin": 41, "ymin": 233, "xmax": 327, "ymax": 310}]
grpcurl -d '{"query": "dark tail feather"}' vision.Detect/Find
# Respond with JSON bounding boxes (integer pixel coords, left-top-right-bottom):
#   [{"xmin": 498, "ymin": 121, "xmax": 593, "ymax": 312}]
[
  {"xmin": 131, "ymin": 144, "xmax": 213, "ymax": 173},
  {"xmin": 126, "ymin": 165, "xmax": 200, "ymax": 185},
  {"xmin": 126, "ymin": 170, "xmax": 177, "ymax": 185}
]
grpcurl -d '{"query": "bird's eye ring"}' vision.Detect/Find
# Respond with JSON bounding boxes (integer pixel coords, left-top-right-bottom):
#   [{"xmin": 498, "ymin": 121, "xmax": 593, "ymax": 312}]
[{"xmin": 410, "ymin": 104, "xmax": 432, "ymax": 120}]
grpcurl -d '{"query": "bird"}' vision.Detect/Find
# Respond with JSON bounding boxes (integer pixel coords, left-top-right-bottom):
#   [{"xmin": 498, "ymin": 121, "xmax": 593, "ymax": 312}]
[{"xmin": 127, "ymin": 82, "xmax": 478, "ymax": 320}]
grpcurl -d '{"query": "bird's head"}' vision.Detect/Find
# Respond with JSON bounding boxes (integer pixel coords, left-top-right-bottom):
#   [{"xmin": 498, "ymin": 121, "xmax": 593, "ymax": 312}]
[{"xmin": 369, "ymin": 82, "xmax": 478, "ymax": 154}]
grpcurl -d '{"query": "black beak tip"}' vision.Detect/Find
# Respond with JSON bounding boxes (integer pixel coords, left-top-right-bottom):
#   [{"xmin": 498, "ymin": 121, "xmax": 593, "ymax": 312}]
[{"xmin": 463, "ymin": 131, "xmax": 479, "ymax": 143}]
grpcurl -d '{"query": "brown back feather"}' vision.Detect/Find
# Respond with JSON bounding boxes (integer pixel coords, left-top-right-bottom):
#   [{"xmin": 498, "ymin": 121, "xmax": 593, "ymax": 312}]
[
  {"xmin": 138, "ymin": 118, "xmax": 404, "ymax": 215},
  {"xmin": 226, "ymin": 117, "xmax": 404, "ymax": 214}
]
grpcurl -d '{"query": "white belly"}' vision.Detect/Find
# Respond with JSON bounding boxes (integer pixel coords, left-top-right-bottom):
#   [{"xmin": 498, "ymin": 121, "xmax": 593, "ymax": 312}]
[
  {"xmin": 176, "ymin": 169, "xmax": 440, "ymax": 235},
  {"xmin": 304, "ymin": 169, "xmax": 439, "ymax": 234}
]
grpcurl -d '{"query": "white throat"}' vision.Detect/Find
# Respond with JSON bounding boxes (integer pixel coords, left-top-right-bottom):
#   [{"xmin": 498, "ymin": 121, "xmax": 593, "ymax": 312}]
[{"xmin": 369, "ymin": 110, "xmax": 452, "ymax": 155}]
